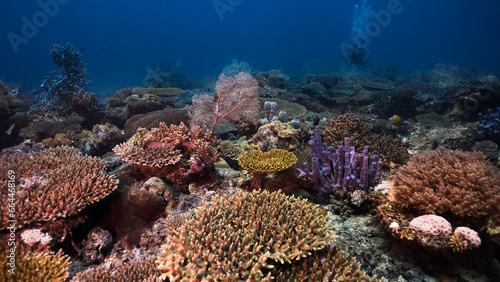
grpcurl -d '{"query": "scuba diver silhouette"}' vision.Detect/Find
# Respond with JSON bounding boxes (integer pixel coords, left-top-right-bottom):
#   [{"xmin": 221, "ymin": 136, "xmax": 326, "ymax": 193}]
[{"xmin": 345, "ymin": 38, "xmax": 370, "ymax": 69}]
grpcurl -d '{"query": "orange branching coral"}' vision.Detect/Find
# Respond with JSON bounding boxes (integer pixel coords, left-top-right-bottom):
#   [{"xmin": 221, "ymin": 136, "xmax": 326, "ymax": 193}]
[
  {"xmin": 0, "ymin": 246, "xmax": 71, "ymax": 282},
  {"xmin": 391, "ymin": 147, "xmax": 500, "ymax": 227},
  {"xmin": 274, "ymin": 245, "xmax": 382, "ymax": 282},
  {"xmin": 113, "ymin": 122, "xmax": 220, "ymax": 178},
  {"xmin": 238, "ymin": 148, "xmax": 297, "ymax": 189},
  {"xmin": 0, "ymin": 146, "xmax": 119, "ymax": 230},
  {"xmin": 157, "ymin": 190, "xmax": 334, "ymax": 281},
  {"xmin": 71, "ymin": 257, "xmax": 161, "ymax": 281}
]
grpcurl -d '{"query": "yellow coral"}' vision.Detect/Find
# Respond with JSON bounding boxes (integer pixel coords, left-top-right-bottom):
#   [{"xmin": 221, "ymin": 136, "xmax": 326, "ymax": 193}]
[
  {"xmin": 0, "ymin": 247, "xmax": 70, "ymax": 282},
  {"xmin": 238, "ymin": 148, "xmax": 297, "ymax": 175}
]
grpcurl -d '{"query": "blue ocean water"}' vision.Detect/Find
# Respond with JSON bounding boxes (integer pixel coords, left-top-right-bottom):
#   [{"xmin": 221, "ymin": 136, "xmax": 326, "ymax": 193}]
[{"xmin": 1, "ymin": 0, "xmax": 499, "ymax": 92}]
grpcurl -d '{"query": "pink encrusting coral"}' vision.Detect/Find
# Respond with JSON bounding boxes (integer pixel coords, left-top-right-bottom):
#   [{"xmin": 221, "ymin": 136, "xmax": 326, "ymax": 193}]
[
  {"xmin": 454, "ymin": 226, "xmax": 481, "ymax": 248},
  {"xmin": 189, "ymin": 72, "xmax": 259, "ymax": 129},
  {"xmin": 409, "ymin": 215, "xmax": 452, "ymax": 236},
  {"xmin": 113, "ymin": 122, "xmax": 220, "ymax": 178}
]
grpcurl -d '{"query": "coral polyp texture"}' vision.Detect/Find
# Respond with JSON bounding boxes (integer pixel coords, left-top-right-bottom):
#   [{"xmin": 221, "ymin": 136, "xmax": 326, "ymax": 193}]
[
  {"xmin": 157, "ymin": 190, "xmax": 334, "ymax": 281},
  {"xmin": 391, "ymin": 147, "xmax": 500, "ymax": 227},
  {"xmin": 0, "ymin": 146, "xmax": 119, "ymax": 230},
  {"xmin": 113, "ymin": 122, "xmax": 220, "ymax": 178},
  {"xmin": 1, "ymin": 246, "xmax": 71, "ymax": 282}
]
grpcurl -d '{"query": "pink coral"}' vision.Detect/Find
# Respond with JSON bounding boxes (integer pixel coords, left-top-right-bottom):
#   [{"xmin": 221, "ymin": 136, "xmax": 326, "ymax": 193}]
[
  {"xmin": 391, "ymin": 147, "xmax": 500, "ymax": 226},
  {"xmin": 20, "ymin": 229, "xmax": 52, "ymax": 246},
  {"xmin": 189, "ymin": 72, "xmax": 259, "ymax": 129},
  {"xmin": 454, "ymin": 226, "xmax": 481, "ymax": 248},
  {"xmin": 409, "ymin": 215, "xmax": 452, "ymax": 236},
  {"xmin": 113, "ymin": 122, "xmax": 219, "ymax": 178}
]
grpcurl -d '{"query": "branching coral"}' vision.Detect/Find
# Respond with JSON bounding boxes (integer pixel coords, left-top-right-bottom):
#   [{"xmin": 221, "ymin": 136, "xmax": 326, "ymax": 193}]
[
  {"xmin": 0, "ymin": 146, "xmax": 119, "ymax": 230},
  {"xmin": 0, "ymin": 246, "xmax": 70, "ymax": 282},
  {"xmin": 157, "ymin": 190, "xmax": 334, "ymax": 281},
  {"xmin": 273, "ymin": 244, "xmax": 382, "ymax": 281},
  {"xmin": 71, "ymin": 257, "xmax": 161, "ymax": 281},
  {"xmin": 238, "ymin": 148, "xmax": 297, "ymax": 189},
  {"xmin": 113, "ymin": 122, "xmax": 220, "ymax": 179},
  {"xmin": 391, "ymin": 147, "xmax": 500, "ymax": 227}
]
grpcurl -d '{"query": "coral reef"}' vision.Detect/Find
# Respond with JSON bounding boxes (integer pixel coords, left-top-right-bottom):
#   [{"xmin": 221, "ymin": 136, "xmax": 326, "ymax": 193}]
[
  {"xmin": 157, "ymin": 190, "xmax": 334, "ymax": 281},
  {"xmin": 391, "ymin": 147, "xmax": 500, "ymax": 227},
  {"xmin": 0, "ymin": 146, "xmax": 119, "ymax": 230},
  {"xmin": 132, "ymin": 87, "xmax": 183, "ymax": 96},
  {"xmin": 1, "ymin": 246, "xmax": 70, "ymax": 282},
  {"xmin": 238, "ymin": 148, "xmax": 297, "ymax": 189},
  {"xmin": 0, "ymin": 80, "xmax": 24, "ymax": 120},
  {"xmin": 274, "ymin": 244, "xmax": 381, "ymax": 281},
  {"xmin": 39, "ymin": 43, "xmax": 91, "ymax": 104},
  {"xmin": 258, "ymin": 97, "xmax": 307, "ymax": 120},
  {"xmin": 124, "ymin": 108, "xmax": 189, "ymax": 138},
  {"xmin": 296, "ymin": 126, "xmax": 382, "ymax": 194},
  {"xmin": 20, "ymin": 112, "xmax": 84, "ymax": 142},
  {"xmin": 250, "ymin": 120, "xmax": 302, "ymax": 151},
  {"xmin": 113, "ymin": 122, "xmax": 220, "ymax": 184},
  {"xmin": 81, "ymin": 227, "xmax": 113, "ymax": 265},
  {"xmin": 475, "ymin": 107, "xmax": 500, "ymax": 135},
  {"xmin": 323, "ymin": 112, "xmax": 409, "ymax": 166},
  {"xmin": 71, "ymin": 256, "xmax": 160, "ymax": 281},
  {"xmin": 189, "ymin": 72, "xmax": 259, "ymax": 129},
  {"xmin": 222, "ymin": 58, "xmax": 252, "ymax": 77},
  {"xmin": 77, "ymin": 123, "xmax": 126, "ymax": 155},
  {"xmin": 409, "ymin": 215, "xmax": 452, "ymax": 236},
  {"xmin": 254, "ymin": 69, "xmax": 290, "ymax": 89}
]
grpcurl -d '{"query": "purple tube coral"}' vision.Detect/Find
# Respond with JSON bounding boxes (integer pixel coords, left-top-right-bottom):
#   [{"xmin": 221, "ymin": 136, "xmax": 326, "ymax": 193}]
[{"xmin": 296, "ymin": 126, "xmax": 382, "ymax": 193}]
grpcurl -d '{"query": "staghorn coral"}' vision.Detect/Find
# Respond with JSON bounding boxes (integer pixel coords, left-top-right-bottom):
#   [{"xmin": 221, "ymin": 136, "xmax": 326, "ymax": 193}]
[
  {"xmin": 0, "ymin": 246, "xmax": 70, "ymax": 282},
  {"xmin": 157, "ymin": 190, "xmax": 334, "ymax": 281},
  {"xmin": 113, "ymin": 122, "xmax": 220, "ymax": 180},
  {"xmin": 0, "ymin": 146, "xmax": 119, "ymax": 230},
  {"xmin": 71, "ymin": 256, "xmax": 161, "ymax": 282},
  {"xmin": 391, "ymin": 147, "xmax": 500, "ymax": 227},
  {"xmin": 273, "ymin": 244, "xmax": 381, "ymax": 282},
  {"xmin": 323, "ymin": 112, "xmax": 409, "ymax": 166},
  {"xmin": 238, "ymin": 148, "xmax": 297, "ymax": 189}
]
